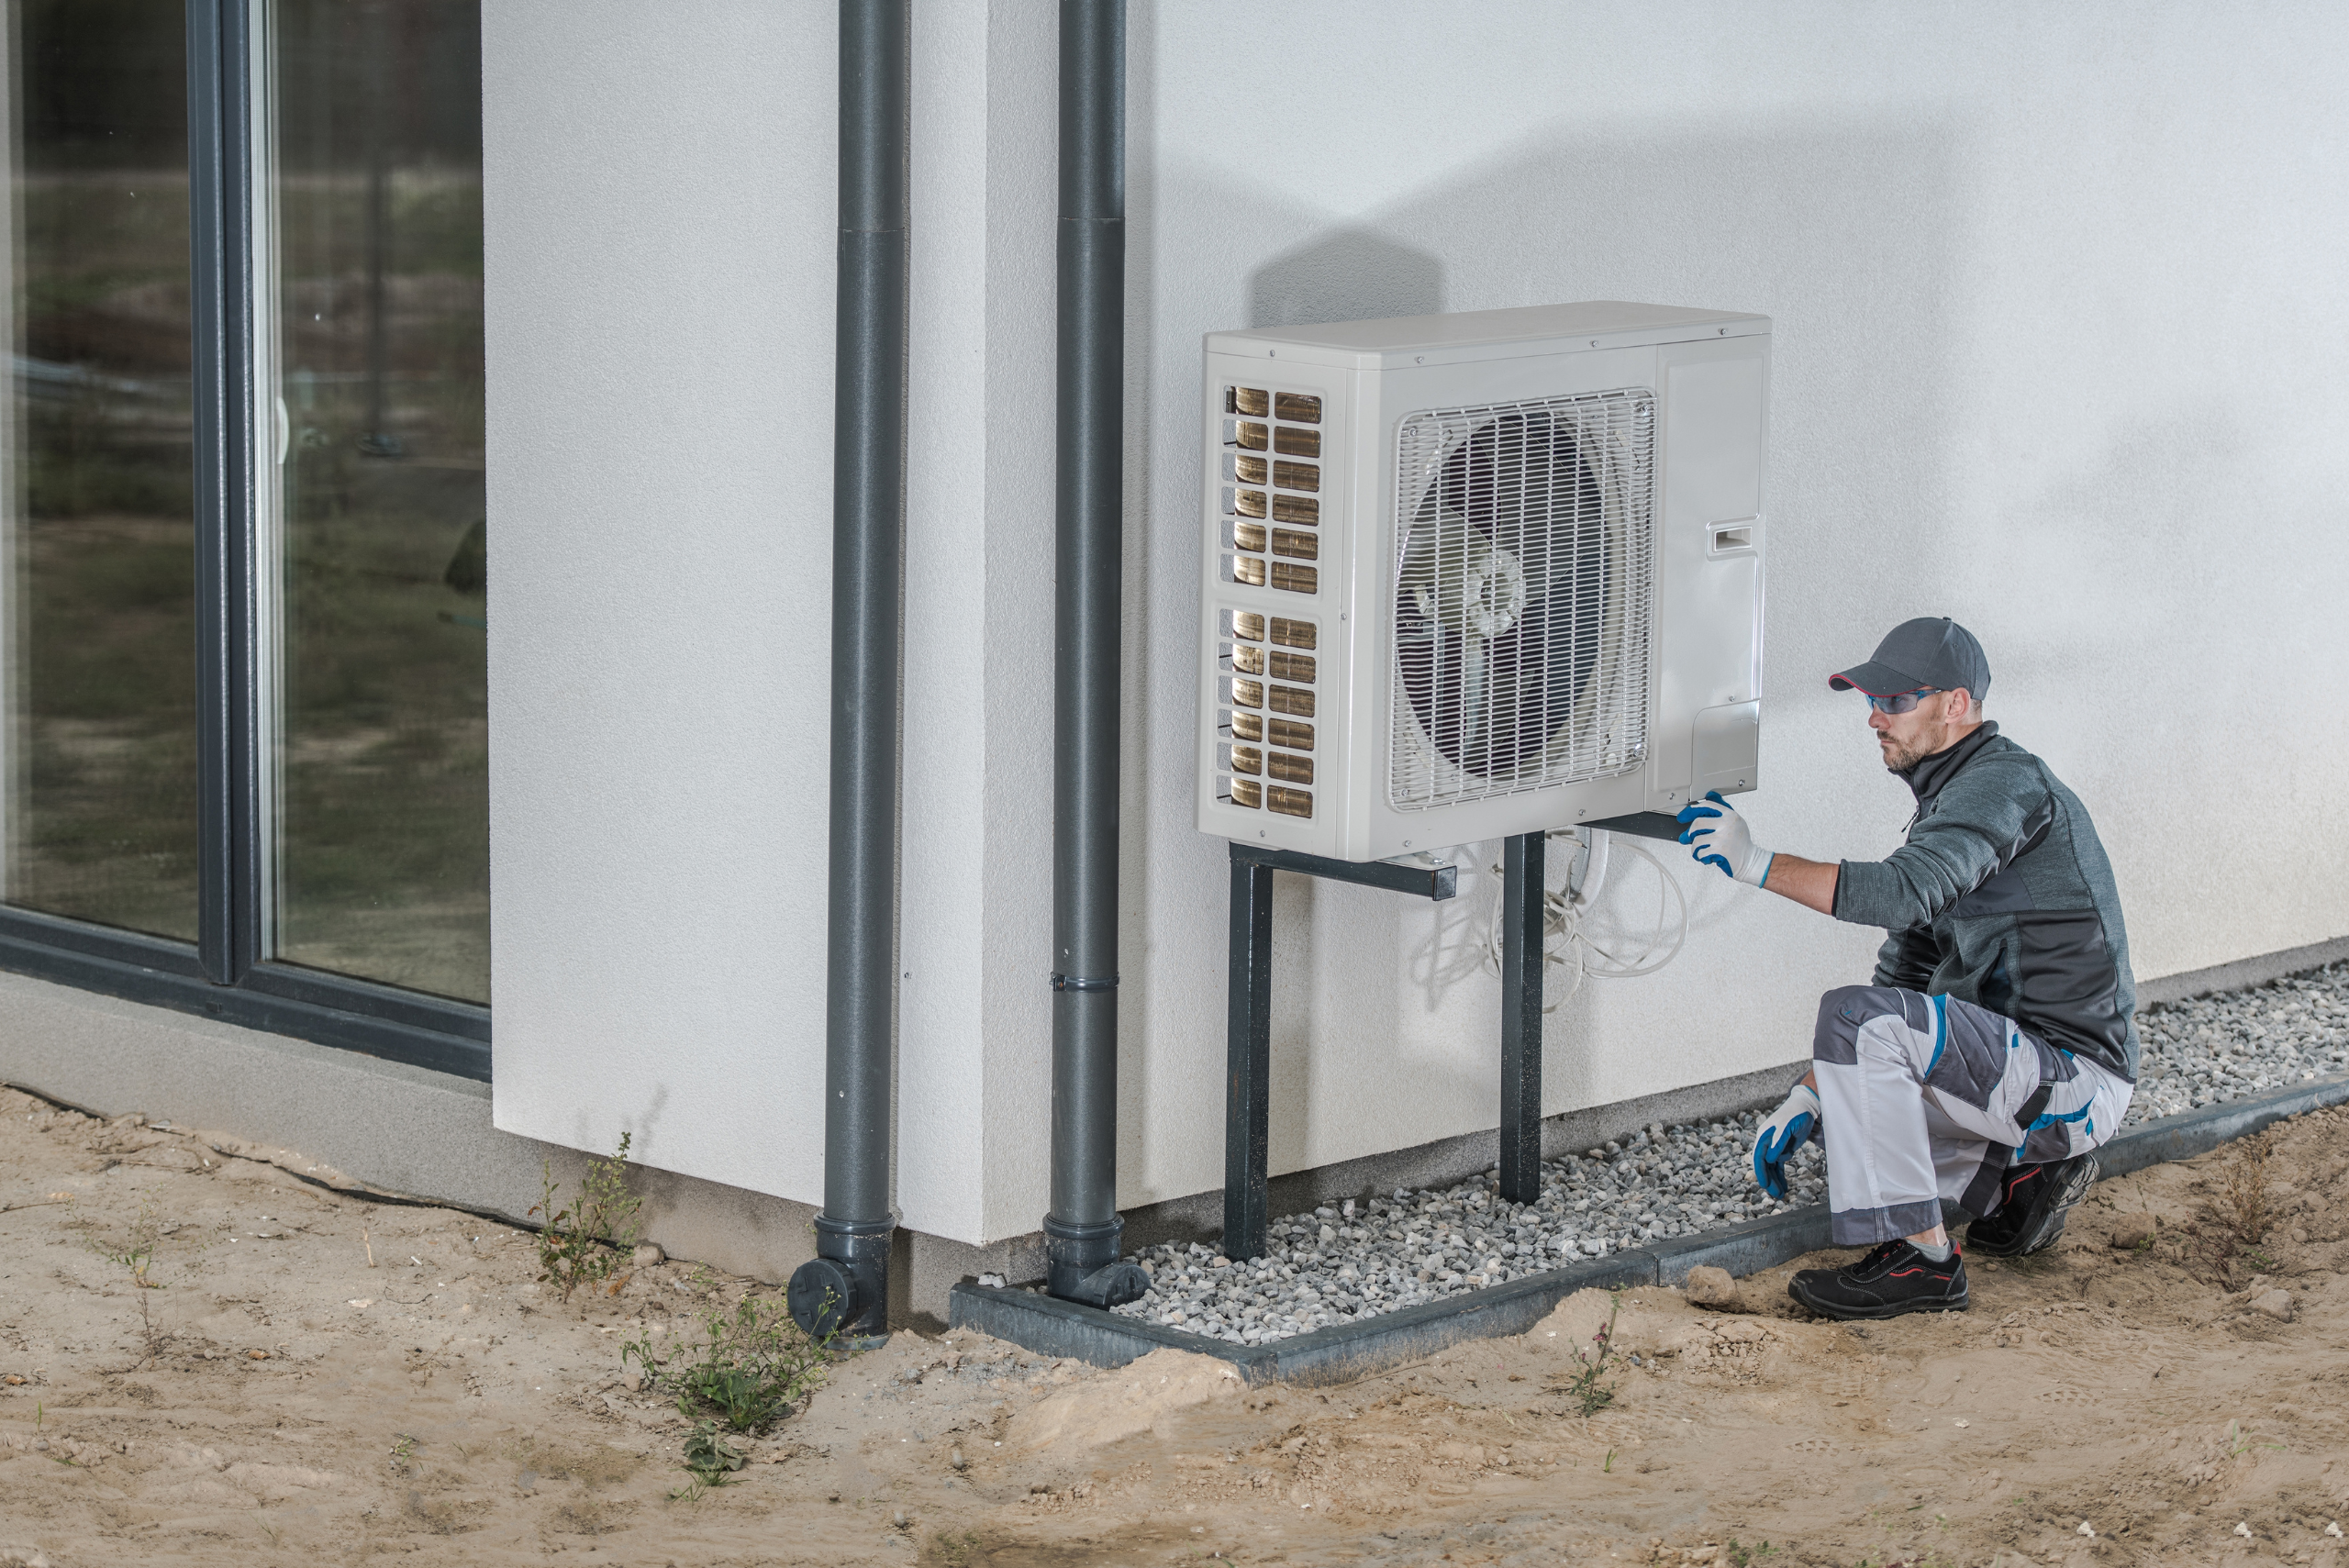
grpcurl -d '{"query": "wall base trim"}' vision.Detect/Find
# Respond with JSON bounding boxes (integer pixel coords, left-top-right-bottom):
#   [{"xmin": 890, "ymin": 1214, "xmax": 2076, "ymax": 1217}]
[{"xmin": 2137, "ymin": 935, "xmax": 2349, "ymax": 1006}]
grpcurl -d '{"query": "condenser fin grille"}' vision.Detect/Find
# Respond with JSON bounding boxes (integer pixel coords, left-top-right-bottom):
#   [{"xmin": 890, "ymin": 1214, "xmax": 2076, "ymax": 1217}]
[{"xmin": 1388, "ymin": 388, "xmax": 1653, "ymax": 810}]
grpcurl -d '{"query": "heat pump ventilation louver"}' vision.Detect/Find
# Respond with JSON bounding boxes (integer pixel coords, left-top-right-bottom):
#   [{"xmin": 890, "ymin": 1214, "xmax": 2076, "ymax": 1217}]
[
  {"xmin": 1215, "ymin": 384, "xmax": 1325, "ymax": 819},
  {"xmin": 1389, "ymin": 388, "xmax": 1654, "ymax": 810}
]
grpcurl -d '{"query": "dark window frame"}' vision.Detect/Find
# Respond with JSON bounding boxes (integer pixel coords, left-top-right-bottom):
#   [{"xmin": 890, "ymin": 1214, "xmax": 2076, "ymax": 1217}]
[{"xmin": 0, "ymin": 0, "xmax": 491, "ymax": 1082}]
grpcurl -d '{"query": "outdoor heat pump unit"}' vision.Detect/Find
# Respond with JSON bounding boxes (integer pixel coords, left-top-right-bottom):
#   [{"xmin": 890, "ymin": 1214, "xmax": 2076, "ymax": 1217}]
[{"xmin": 1195, "ymin": 301, "xmax": 1770, "ymax": 861}]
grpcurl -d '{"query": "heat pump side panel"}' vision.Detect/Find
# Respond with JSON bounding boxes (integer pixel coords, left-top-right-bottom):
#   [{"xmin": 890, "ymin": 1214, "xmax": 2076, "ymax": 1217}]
[
  {"xmin": 1348, "ymin": 345, "xmax": 1666, "ymax": 862},
  {"xmin": 1651, "ymin": 338, "xmax": 1769, "ymax": 811},
  {"xmin": 1195, "ymin": 350, "xmax": 1356, "ymax": 858}
]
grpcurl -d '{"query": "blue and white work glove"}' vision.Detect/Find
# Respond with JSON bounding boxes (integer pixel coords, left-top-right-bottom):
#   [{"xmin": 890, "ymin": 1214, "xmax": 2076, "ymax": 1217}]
[
  {"xmin": 1676, "ymin": 791, "xmax": 1773, "ymax": 886},
  {"xmin": 1752, "ymin": 1083, "xmax": 1821, "ymax": 1200}
]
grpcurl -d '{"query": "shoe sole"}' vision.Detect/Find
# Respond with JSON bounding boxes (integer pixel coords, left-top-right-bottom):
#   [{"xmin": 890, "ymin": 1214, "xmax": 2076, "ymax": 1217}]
[
  {"xmin": 1970, "ymin": 1154, "xmax": 2100, "ymax": 1258},
  {"xmin": 1785, "ymin": 1276, "xmax": 1973, "ymax": 1314},
  {"xmin": 1786, "ymin": 1275, "xmax": 1970, "ymax": 1320}
]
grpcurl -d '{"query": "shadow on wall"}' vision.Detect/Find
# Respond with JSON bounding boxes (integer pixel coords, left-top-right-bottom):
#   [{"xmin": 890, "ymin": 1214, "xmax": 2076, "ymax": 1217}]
[
  {"xmin": 1249, "ymin": 227, "xmax": 1443, "ymax": 328},
  {"xmin": 1132, "ymin": 113, "xmax": 1965, "ymax": 1202}
]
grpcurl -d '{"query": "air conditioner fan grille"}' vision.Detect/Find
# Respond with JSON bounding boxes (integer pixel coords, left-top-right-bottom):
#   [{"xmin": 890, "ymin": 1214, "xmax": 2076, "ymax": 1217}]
[{"xmin": 1388, "ymin": 388, "xmax": 1653, "ymax": 810}]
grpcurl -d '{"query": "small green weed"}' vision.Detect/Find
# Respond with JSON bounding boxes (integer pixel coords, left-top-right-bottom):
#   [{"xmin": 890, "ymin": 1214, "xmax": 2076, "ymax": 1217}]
[
  {"xmin": 529, "ymin": 1133, "xmax": 644, "ymax": 1304},
  {"xmin": 1726, "ymin": 1541, "xmax": 1776, "ymax": 1566},
  {"xmin": 625, "ymin": 1288, "xmax": 832, "ymax": 1433},
  {"xmin": 1546, "ymin": 1292, "xmax": 1624, "ymax": 1417},
  {"xmin": 674, "ymin": 1422, "xmax": 746, "ymax": 1492},
  {"xmin": 83, "ymin": 1195, "xmax": 191, "ymax": 1365},
  {"xmin": 83, "ymin": 1193, "xmax": 168, "ymax": 1286},
  {"xmin": 2225, "ymin": 1418, "xmax": 2287, "ymax": 1457}
]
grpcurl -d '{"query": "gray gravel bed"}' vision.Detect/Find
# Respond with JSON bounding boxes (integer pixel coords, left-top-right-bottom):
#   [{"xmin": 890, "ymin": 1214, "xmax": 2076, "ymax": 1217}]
[
  {"xmin": 2123, "ymin": 962, "xmax": 2349, "ymax": 1122},
  {"xmin": 1108, "ymin": 962, "xmax": 2349, "ymax": 1346},
  {"xmin": 1110, "ymin": 1116, "xmax": 1828, "ymax": 1344}
]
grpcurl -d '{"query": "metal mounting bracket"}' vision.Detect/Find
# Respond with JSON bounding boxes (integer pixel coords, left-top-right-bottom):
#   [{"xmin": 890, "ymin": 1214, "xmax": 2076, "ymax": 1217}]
[{"xmin": 1223, "ymin": 832, "xmax": 1545, "ymax": 1262}]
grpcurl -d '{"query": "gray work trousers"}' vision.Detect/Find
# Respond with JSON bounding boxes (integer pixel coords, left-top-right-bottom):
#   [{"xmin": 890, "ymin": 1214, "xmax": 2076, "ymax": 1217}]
[{"xmin": 1810, "ymin": 985, "xmax": 2133, "ymax": 1247}]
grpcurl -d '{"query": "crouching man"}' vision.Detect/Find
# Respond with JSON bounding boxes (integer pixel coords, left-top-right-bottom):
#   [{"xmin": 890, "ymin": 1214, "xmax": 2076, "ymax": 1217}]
[{"xmin": 1676, "ymin": 617, "xmax": 2136, "ymax": 1320}]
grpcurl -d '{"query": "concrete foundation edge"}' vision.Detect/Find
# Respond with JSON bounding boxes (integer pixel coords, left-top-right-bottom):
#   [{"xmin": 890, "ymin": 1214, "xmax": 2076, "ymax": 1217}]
[
  {"xmin": 0, "ymin": 968, "xmax": 1039, "ymax": 1332},
  {"xmin": 0, "ymin": 963, "xmax": 1799, "ymax": 1328},
  {"xmin": 2136, "ymin": 934, "xmax": 2349, "ymax": 1006},
  {"xmin": 949, "ymin": 1071, "xmax": 2349, "ymax": 1382}
]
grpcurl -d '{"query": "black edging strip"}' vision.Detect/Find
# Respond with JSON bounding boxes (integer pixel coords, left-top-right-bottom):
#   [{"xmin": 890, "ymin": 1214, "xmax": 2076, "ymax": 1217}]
[{"xmin": 949, "ymin": 1072, "xmax": 2349, "ymax": 1385}]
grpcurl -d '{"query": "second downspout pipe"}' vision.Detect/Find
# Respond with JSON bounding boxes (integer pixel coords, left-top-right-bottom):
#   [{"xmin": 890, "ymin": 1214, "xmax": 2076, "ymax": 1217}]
[
  {"xmin": 789, "ymin": 0, "xmax": 908, "ymax": 1345},
  {"xmin": 1044, "ymin": 0, "xmax": 1148, "ymax": 1308}
]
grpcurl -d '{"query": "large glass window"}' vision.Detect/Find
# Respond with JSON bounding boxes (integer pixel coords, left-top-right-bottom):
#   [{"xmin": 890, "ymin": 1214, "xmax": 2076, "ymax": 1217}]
[
  {"xmin": 0, "ymin": 0, "xmax": 488, "ymax": 1061},
  {"xmin": 262, "ymin": 0, "xmax": 485, "ymax": 1002},
  {"xmin": 0, "ymin": 0, "xmax": 490, "ymax": 1072},
  {"xmin": 3, "ymin": 0, "xmax": 198, "ymax": 940}
]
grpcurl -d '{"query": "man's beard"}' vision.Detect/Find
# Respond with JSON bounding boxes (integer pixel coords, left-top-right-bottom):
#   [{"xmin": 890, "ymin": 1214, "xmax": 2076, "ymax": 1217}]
[{"xmin": 1880, "ymin": 734, "xmax": 1934, "ymax": 773}]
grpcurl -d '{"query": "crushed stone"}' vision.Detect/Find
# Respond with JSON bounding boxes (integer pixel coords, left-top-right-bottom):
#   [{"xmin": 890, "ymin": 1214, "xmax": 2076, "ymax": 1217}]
[
  {"xmin": 2124, "ymin": 962, "xmax": 2349, "ymax": 1123},
  {"xmin": 1108, "ymin": 962, "xmax": 2349, "ymax": 1345}
]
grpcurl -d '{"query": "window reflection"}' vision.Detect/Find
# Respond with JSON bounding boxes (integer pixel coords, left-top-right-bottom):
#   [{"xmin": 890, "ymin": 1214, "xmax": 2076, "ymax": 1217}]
[
  {"xmin": 3, "ymin": 0, "xmax": 198, "ymax": 940},
  {"xmin": 266, "ymin": 0, "xmax": 486, "ymax": 1002}
]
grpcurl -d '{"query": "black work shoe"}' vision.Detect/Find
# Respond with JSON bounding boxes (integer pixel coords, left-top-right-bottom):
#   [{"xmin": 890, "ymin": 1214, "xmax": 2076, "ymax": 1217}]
[
  {"xmin": 1965, "ymin": 1153, "xmax": 2099, "ymax": 1258},
  {"xmin": 1787, "ymin": 1240, "xmax": 1969, "ymax": 1320}
]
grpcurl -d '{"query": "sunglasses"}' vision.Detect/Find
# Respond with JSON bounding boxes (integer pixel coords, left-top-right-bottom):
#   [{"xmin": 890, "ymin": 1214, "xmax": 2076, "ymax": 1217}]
[{"xmin": 1864, "ymin": 686, "xmax": 1944, "ymax": 716}]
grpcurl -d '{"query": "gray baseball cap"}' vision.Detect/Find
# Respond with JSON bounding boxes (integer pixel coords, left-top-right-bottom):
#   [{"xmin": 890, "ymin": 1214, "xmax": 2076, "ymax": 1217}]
[{"xmin": 1829, "ymin": 617, "xmax": 1991, "ymax": 701}]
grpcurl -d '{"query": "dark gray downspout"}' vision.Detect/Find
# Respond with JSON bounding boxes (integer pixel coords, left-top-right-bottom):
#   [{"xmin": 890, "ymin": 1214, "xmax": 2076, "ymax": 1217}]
[
  {"xmin": 788, "ymin": 0, "xmax": 908, "ymax": 1345},
  {"xmin": 1043, "ymin": 0, "xmax": 1148, "ymax": 1308}
]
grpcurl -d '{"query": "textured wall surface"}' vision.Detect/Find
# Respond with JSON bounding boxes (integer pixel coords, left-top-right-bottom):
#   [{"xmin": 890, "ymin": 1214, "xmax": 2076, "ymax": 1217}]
[
  {"xmin": 483, "ymin": 3, "xmax": 2349, "ymax": 1244},
  {"xmin": 481, "ymin": 5, "xmax": 843, "ymax": 1209},
  {"xmin": 482, "ymin": 2, "xmax": 1062, "ymax": 1244},
  {"xmin": 1106, "ymin": 0, "xmax": 2349, "ymax": 1229}
]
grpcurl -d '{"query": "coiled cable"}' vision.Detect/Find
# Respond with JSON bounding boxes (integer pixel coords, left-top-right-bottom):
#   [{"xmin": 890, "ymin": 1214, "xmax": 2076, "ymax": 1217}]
[{"xmin": 1478, "ymin": 826, "xmax": 1689, "ymax": 1011}]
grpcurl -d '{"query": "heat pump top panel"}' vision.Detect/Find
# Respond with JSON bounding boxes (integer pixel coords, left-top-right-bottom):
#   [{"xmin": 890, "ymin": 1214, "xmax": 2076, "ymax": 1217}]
[
  {"xmin": 1207, "ymin": 301, "xmax": 1769, "ymax": 371},
  {"xmin": 1197, "ymin": 300, "xmax": 1770, "ymax": 863}
]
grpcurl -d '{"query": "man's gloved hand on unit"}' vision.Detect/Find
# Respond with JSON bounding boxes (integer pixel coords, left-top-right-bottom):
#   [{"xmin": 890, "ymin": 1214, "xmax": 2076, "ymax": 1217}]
[
  {"xmin": 1676, "ymin": 790, "xmax": 1774, "ymax": 887},
  {"xmin": 1752, "ymin": 1081, "xmax": 1820, "ymax": 1200}
]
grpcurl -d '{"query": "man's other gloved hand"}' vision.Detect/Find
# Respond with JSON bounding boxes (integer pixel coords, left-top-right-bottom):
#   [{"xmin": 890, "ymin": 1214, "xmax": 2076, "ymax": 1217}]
[
  {"xmin": 1676, "ymin": 790, "xmax": 1773, "ymax": 887},
  {"xmin": 1753, "ymin": 1082, "xmax": 1820, "ymax": 1200}
]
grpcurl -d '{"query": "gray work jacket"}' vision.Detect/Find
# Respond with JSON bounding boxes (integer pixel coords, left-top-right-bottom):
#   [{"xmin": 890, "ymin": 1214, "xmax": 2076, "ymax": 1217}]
[{"xmin": 1832, "ymin": 723, "xmax": 2140, "ymax": 1083}]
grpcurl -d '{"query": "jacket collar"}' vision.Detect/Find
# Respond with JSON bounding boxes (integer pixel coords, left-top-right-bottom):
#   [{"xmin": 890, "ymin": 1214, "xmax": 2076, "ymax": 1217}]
[{"xmin": 1897, "ymin": 720, "xmax": 2000, "ymax": 806}]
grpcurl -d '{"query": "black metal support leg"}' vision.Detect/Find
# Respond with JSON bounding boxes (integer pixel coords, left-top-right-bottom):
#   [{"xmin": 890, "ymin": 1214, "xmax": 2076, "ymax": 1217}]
[
  {"xmin": 1498, "ymin": 832, "xmax": 1546, "ymax": 1204},
  {"xmin": 1224, "ymin": 856, "xmax": 1275, "ymax": 1261}
]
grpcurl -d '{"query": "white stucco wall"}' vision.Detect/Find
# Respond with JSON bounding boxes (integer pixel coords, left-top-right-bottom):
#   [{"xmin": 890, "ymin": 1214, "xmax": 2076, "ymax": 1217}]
[
  {"xmin": 482, "ymin": 3, "xmax": 843, "ymax": 1207},
  {"xmin": 483, "ymin": 1, "xmax": 1062, "ymax": 1245},
  {"xmin": 487, "ymin": 3, "xmax": 2349, "ymax": 1246},
  {"xmin": 1110, "ymin": 0, "xmax": 2349, "ymax": 1229}
]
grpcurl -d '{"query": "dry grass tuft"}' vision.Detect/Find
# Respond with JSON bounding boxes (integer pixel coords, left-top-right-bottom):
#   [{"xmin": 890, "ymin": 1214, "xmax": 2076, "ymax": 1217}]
[
  {"xmin": 2219, "ymin": 1138, "xmax": 2274, "ymax": 1247},
  {"xmin": 2185, "ymin": 1136, "xmax": 2282, "ymax": 1286}
]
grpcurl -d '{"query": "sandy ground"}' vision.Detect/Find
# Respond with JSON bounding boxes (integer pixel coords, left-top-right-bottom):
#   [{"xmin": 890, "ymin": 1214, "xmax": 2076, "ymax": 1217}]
[{"xmin": 3, "ymin": 1085, "xmax": 2347, "ymax": 1568}]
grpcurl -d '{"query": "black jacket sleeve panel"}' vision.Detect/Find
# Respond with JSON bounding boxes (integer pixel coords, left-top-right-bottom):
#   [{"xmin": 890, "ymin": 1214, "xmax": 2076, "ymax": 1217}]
[{"xmin": 1873, "ymin": 925, "xmax": 1942, "ymax": 990}]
